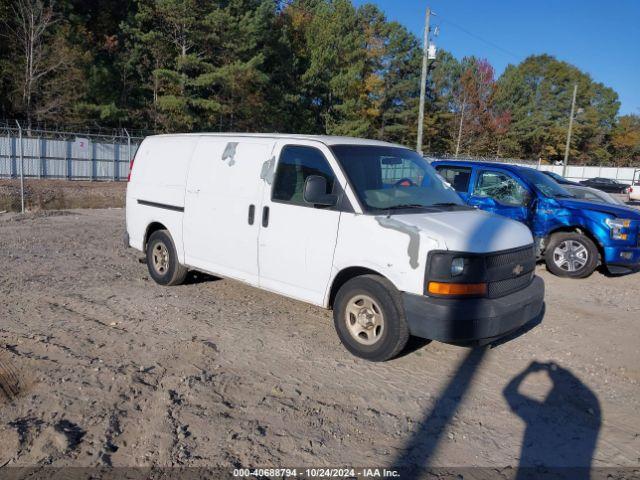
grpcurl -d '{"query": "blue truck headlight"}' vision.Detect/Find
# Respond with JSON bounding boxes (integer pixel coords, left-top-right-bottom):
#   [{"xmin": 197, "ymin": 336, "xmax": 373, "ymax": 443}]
[{"xmin": 605, "ymin": 218, "xmax": 631, "ymax": 241}]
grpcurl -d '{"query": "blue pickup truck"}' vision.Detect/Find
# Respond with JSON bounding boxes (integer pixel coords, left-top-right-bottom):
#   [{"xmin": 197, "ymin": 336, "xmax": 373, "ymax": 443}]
[{"xmin": 432, "ymin": 161, "xmax": 640, "ymax": 278}]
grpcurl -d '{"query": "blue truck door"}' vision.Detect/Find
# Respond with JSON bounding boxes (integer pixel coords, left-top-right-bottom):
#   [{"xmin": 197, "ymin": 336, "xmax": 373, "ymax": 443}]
[
  {"xmin": 468, "ymin": 168, "xmax": 532, "ymax": 224},
  {"xmin": 528, "ymin": 196, "xmax": 554, "ymax": 240}
]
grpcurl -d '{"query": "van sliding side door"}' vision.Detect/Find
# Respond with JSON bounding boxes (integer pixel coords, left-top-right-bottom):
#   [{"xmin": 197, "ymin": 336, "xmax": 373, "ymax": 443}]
[{"xmin": 183, "ymin": 137, "xmax": 272, "ymax": 285}]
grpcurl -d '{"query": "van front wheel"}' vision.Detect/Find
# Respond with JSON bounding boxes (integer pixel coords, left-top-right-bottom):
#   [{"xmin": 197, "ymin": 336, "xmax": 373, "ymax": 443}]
[
  {"xmin": 146, "ymin": 230, "xmax": 188, "ymax": 286},
  {"xmin": 544, "ymin": 232, "xmax": 598, "ymax": 278},
  {"xmin": 333, "ymin": 275, "xmax": 409, "ymax": 361}
]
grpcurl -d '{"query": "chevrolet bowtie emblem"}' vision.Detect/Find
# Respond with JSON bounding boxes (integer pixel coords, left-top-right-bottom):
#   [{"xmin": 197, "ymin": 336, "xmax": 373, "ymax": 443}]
[{"xmin": 513, "ymin": 264, "xmax": 524, "ymax": 276}]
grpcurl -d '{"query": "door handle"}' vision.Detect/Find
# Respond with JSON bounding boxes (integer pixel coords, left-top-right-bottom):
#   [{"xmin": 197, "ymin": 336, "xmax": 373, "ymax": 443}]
[
  {"xmin": 262, "ymin": 206, "xmax": 270, "ymax": 227},
  {"xmin": 187, "ymin": 188, "xmax": 200, "ymax": 195},
  {"xmin": 248, "ymin": 204, "xmax": 255, "ymax": 225}
]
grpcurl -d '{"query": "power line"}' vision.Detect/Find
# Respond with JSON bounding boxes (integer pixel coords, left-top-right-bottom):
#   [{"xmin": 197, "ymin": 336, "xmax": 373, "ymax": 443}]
[{"xmin": 437, "ymin": 16, "xmax": 522, "ymax": 61}]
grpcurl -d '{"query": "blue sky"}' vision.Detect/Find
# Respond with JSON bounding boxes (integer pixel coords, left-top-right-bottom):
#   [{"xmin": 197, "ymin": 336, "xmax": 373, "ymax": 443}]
[{"xmin": 352, "ymin": 0, "xmax": 640, "ymax": 115}]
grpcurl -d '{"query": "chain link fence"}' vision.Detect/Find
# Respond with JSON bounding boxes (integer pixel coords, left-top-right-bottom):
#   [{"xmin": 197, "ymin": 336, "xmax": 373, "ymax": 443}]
[
  {"xmin": 0, "ymin": 123, "xmax": 636, "ymax": 185},
  {"xmin": 0, "ymin": 122, "xmax": 144, "ymax": 181}
]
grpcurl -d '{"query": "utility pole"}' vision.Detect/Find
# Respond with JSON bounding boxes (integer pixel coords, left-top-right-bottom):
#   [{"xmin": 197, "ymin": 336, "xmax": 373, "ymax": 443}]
[
  {"xmin": 562, "ymin": 84, "xmax": 578, "ymax": 177},
  {"xmin": 455, "ymin": 98, "xmax": 466, "ymax": 157},
  {"xmin": 416, "ymin": 7, "xmax": 431, "ymax": 155}
]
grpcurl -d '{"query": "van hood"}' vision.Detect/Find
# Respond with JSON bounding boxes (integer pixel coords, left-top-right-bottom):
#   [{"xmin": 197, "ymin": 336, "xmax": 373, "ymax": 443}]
[
  {"xmin": 555, "ymin": 198, "xmax": 640, "ymax": 219},
  {"xmin": 386, "ymin": 209, "xmax": 533, "ymax": 253}
]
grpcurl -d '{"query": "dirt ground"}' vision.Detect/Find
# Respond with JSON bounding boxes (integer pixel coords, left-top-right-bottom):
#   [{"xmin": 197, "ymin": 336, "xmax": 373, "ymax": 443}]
[
  {"xmin": 0, "ymin": 208, "xmax": 639, "ymax": 477},
  {"xmin": 0, "ymin": 179, "xmax": 125, "ymax": 212}
]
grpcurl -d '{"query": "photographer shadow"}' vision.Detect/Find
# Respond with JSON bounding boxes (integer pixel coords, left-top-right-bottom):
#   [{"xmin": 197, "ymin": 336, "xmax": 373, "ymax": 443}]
[{"xmin": 504, "ymin": 361, "xmax": 602, "ymax": 479}]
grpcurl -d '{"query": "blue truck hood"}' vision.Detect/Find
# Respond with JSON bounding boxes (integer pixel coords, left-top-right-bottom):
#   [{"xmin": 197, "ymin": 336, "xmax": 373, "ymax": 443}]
[{"xmin": 556, "ymin": 198, "xmax": 640, "ymax": 219}]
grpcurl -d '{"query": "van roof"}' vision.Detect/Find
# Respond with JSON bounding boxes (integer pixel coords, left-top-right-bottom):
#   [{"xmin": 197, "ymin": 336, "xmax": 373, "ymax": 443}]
[{"xmin": 147, "ymin": 133, "xmax": 404, "ymax": 148}]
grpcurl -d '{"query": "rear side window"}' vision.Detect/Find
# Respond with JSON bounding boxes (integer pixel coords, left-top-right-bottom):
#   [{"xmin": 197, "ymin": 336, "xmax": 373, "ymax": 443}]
[
  {"xmin": 436, "ymin": 166, "xmax": 472, "ymax": 193},
  {"xmin": 474, "ymin": 170, "xmax": 529, "ymax": 206},
  {"xmin": 272, "ymin": 146, "xmax": 336, "ymax": 206}
]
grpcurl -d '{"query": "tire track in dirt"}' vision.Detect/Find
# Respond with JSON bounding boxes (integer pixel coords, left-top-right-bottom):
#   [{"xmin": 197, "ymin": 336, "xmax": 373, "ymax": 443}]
[{"xmin": 0, "ymin": 349, "xmax": 23, "ymax": 402}]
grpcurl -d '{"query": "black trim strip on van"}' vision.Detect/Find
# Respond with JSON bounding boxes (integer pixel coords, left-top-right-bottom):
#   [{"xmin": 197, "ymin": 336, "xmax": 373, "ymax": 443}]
[{"xmin": 137, "ymin": 199, "xmax": 184, "ymax": 212}]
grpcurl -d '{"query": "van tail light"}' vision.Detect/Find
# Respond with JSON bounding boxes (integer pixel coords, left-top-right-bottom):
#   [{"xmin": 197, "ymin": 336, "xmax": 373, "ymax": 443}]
[
  {"xmin": 630, "ymin": 187, "xmax": 634, "ymax": 193},
  {"xmin": 127, "ymin": 155, "xmax": 135, "ymax": 182},
  {"xmin": 427, "ymin": 282, "xmax": 487, "ymax": 296}
]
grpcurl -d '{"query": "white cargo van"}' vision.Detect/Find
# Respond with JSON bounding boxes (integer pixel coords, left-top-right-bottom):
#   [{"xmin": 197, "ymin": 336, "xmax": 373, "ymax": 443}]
[{"xmin": 125, "ymin": 134, "xmax": 544, "ymax": 361}]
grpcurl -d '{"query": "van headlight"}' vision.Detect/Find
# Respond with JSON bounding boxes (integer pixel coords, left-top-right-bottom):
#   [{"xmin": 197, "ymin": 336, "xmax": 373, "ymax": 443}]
[
  {"xmin": 605, "ymin": 218, "xmax": 631, "ymax": 240},
  {"xmin": 451, "ymin": 257, "xmax": 466, "ymax": 276},
  {"xmin": 426, "ymin": 252, "xmax": 487, "ymax": 297}
]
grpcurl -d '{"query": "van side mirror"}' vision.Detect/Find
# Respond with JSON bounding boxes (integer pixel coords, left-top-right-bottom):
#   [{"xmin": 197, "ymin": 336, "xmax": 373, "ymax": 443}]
[{"xmin": 303, "ymin": 175, "xmax": 337, "ymax": 207}]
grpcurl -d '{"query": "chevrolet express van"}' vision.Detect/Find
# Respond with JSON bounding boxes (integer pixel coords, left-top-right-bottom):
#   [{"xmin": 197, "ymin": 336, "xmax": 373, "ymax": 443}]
[{"xmin": 125, "ymin": 134, "xmax": 544, "ymax": 361}]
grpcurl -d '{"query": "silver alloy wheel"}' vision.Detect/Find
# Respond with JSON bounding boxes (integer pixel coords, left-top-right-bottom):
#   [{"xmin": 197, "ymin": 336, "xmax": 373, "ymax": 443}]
[
  {"xmin": 152, "ymin": 242, "xmax": 170, "ymax": 275},
  {"xmin": 552, "ymin": 240, "xmax": 589, "ymax": 272},
  {"xmin": 345, "ymin": 294, "xmax": 385, "ymax": 346}
]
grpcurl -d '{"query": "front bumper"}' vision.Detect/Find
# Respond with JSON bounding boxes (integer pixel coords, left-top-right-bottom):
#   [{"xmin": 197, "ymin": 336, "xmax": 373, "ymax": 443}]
[
  {"xmin": 402, "ymin": 276, "xmax": 544, "ymax": 343},
  {"xmin": 603, "ymin": 246, "xmax": 640, "ymax": 274}
]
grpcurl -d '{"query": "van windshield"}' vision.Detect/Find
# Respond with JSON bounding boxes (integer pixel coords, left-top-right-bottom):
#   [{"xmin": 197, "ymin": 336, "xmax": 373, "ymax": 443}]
[{"xmin": 331, "ymin": 145, "xmax": 466, "ymax": 213}]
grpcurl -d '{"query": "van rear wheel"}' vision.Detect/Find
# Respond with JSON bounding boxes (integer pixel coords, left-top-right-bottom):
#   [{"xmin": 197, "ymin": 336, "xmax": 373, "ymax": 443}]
[
  {"xmin": 146, "ymin": 230, "xmax": 188, "ymax": 286},
  {"xmin": 544, "ymin": 232, "xmax": 598, "ymax": 278},
  {"xmin": 333, "ymin": 275, "xmax": 409, "ymax": 361}
]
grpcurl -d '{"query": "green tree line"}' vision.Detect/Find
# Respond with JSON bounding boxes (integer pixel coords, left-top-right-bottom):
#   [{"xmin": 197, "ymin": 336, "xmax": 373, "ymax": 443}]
[{"xmin": 0, "ymin": 0, "xmax": 638, "ymax": 165}]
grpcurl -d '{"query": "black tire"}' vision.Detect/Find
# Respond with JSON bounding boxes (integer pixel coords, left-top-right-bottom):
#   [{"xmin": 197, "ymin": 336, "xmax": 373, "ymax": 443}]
[
  {"xmin": 333, "ymin": 275, "xmax": 409, "ymax": 362},
  {"xmin": 544, "ymin": 232, "xmax": 599, "ymax": 279},
  {"xmin": 146, "ymin": 230, "xmax": 188, "ymax": 286}
]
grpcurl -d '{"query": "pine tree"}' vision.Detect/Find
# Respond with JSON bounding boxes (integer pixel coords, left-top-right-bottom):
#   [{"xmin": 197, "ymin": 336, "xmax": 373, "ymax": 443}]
[{"xmin": 494, "ymin": 54, "xmax": 619, "ymax": 163}]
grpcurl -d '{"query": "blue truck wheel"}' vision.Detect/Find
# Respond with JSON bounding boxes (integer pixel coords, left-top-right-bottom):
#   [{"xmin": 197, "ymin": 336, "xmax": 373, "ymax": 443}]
[{"xmin": 544, "ymin": 232, "xmax": 599, "ymax": 278}]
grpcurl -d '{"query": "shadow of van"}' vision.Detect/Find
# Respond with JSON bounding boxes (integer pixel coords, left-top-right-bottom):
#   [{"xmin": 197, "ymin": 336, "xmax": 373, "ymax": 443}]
[
  {"xmin": 183, "ymin": 271, "xmax": 221, "ymax": 285},
  {"xmin": 389, "ymin": 347, "xmax": 488, "ymax": 476}
]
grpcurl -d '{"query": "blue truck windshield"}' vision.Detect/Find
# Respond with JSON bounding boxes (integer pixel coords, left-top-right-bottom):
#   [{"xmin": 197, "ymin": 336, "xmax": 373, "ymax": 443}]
[
  {"xmin": 518, "ymin": 168, "xmax": 575, "ymax": 199},
  {"xmin": 331, "ymin": 145, "xmax": 466, "ymax": 212}
]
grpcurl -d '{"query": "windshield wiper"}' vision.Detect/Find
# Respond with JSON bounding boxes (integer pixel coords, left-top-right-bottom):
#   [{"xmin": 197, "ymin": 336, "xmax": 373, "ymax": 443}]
[
  {"xmin": 383, "ymin": 203, "xmax": 430, "ymax": 217},
  {"xmin": 554, "ymin": 193, "xmax": 576, "ymax": 198},
  {"xmin": 386, "ymin": 203, "xmax": 428, "ymax": 209},
  {"xmin": 431, "ymin": 202, "xmax": 462, "ymax": 207}
]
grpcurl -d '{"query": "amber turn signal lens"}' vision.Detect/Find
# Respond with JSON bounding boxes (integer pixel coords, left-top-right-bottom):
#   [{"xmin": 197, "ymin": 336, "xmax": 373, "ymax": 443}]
[{"xmin": 427, "ymin": 282, "xmax": 487, "ymax": 296}]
